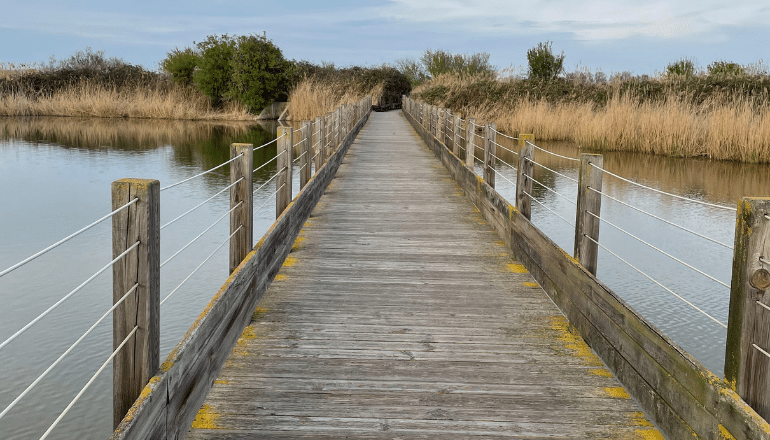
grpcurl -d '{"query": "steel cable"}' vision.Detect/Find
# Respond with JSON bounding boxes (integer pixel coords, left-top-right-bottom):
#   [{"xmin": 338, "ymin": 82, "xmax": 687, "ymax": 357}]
[
  {"xmin": 161, "ymin": 153, "xmax": 243, "ymax": 192},
  {"xmin": 525, "ymin": 140, "xmax": 580, "ymax": 162},
  {"xmin": 161, "ymin": 177, "xmax": 244, "ymax": 231},
  {"xmin": 524, "ymin": 173, "xmax": 577, "ymax": 206},
  {"xmin": 521, "ymin": 189, "xmax": 575, "ymax": 227},
  {"xmin": 161, "ymin": 202, "xmax": 242, "ymax": 269}
]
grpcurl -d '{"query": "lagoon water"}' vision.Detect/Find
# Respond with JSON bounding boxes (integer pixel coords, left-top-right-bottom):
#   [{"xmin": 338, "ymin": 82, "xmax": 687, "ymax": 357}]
[{"xmin": 1, "ymin": 114, "xmax": 770, "ymax": 439}]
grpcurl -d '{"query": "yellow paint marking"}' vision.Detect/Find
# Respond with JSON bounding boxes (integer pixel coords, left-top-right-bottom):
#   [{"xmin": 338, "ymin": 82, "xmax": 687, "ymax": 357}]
[
  {"xmin": 252, "ymin": 307, "xmax": 269, "ymax": 319},
  {"xmin": 214, "ymin": 380, "xmax": 229, "ymax": 385},
  {"xmin": 283, "ymin": 256, "xmax": 297, "ymax": 267},
  {"xmin": 160, "ymin": 361, "xmax": 174, "ymax": 373},
  {"xmin": 629, "ymin": 412, "xmax": 653, "ymax": 427},
  {"xmin": 589, "ymin": 368, "xmax": 613, "ymax": 378},
  {"xmin": 191, "ymin": 404, "xmax": 221, "ymax": 429},
  {"xmin": 507, "ymin": 263, "xmax": 528, "ymax": 273},
  {"xmin": 604, "ymin": 386, "xmax": 630, "ymax": 399},
  {"xmin": 523, "ymin": 282, "xmax": 539, "ymax": 288},
  {"xmin": 275, "ymin": 274, "xmax": 287, "ymax": 281}
]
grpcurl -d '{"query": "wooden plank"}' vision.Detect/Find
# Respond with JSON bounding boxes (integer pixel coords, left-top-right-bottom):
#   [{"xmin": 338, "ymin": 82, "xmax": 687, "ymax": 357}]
[
  {"xmin": 185, "ymin": 111, "xmax": 657, "ymax": 439},
  {"xmin": 403, "ymin": 105, "xmax": 770, "ymax": 440}
]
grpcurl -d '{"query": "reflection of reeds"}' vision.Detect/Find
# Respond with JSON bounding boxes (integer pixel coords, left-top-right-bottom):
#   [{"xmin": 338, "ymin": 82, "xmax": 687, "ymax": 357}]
[
  {"xmin": 415, "ymin": 74, "xmax": 770, "ymax": 163},
  {"xmin": 0, "ymin": 116, "xmax": 261, "ymax": 150},
  {"xmin": 0, "ymin": 79, "xmax": 254, "ymax": 120},
  {"xmin": 288, "ymin": 76, "xmax": 383, "ymax": 121}
]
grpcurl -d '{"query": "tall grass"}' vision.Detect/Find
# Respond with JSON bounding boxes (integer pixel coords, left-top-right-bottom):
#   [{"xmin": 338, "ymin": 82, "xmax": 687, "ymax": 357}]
[
  {"xmin": 288, "ymin": 76, "xmax": 385, "ymax": 121},
  {"xmin": 415, "ymin": 73, "xmax": 770, "ymax": 163},
  {"xmin": 0, "ymin": 78, "xmax": 253, "ymax": 120}
]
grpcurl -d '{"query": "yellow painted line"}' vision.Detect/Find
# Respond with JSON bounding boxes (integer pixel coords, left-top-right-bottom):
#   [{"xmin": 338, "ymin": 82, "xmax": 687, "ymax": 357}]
[
  {"xmin": 523, "ymin": 281, "xmax": 539, "ymax": 288},
  {"xmin": 604, "ymin": 386, "xmax": 630, "ymax": 399},
  {"xmin": 191, "ymin": 404, "xmax": 221, "ymax": 429},
  {"xmin": 507, "ymin": 263, "xmax": 528, "ymax": 273}
]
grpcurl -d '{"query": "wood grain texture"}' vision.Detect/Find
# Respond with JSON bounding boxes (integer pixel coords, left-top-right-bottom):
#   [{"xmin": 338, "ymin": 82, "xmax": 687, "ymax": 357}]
[
  {"xmin": 230, "ymin": 144, "xmax": 253, "ymax": 274},
  {"xmin": 186, "ymin": 111, "xmax": 655, "ymax": 440},
  {"xmin": 403, "ymin": 104, "xmax": 770, "ymax": 440},
  {"xmin": 725, "ymin": 198, "xmax": 770, "ymax": 420},
  {"xmin": 574, "ymin": 154, "xmax": 603, "ymax": 276},
  {"xmin": 515, "ymin": 140, "xmax": 534, "ymax": 221},
  {"xmin": 483, "ymin": 123, "xmax": 497, "ymax": 188},
  {"xmin": 276, "ymin": 127, "xmax": 292, "ymax": 218},
  {"xmin": 112, "ymin": 178, "xmax": 160, "ymax": 429},
  {"xmin": 111, "ymin": 102, "xmax": 371, "ymax": 440}
]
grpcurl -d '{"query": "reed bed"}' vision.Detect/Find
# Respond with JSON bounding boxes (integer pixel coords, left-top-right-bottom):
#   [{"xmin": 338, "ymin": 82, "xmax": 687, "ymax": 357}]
[
  {"xmin": 415, "ymin": 73, "xmax": 770, "ymax": 163},
  {"xmin": 288, "ymin": 76, "xmax": 384, "ymax": 121},
  {"xmin": 0, "ymin": 79, "xmax": 254, "ymax": 120}
]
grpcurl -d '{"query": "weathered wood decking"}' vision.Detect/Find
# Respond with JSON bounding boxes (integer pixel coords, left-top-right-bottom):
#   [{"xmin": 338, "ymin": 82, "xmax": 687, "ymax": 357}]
[{"xmin": 185, "ymin": 112, "xmax": 660, "ymax": 439}]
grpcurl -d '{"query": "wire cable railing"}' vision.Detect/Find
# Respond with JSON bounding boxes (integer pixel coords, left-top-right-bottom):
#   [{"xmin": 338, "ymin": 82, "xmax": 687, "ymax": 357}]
[
  {"xmin": 161, "ymin": 177, "xmax": 244, "ymax": 231},
  {"xmin": 525, "ymin": 140, "xmax": 580, "ymax": 162},
  {"xmin": 526, "ymin": 157, "xmax": 578, "ymax": 184},
  {"xmin": 160, "ymin": 153, "xmax": 243, "ymax": 192},
  {"xmin": 40, "ymin": 325, "xmax": 138, "ymax": 440},
  {"xmin": 253, "ymin": 152, "xmax": 280, "ymax": 175},
  {"xmin": 254, "ymin": 182, "xmax": 286, "ymax": 216},
  {"xmin": 524, "ymin": 173, "xmax": 578, "ymax": 206},
  {"xmin": 0, "ymin": 198, "xmax": 138, "ymax": 279},
  {"xmin": 0, "ymin": 282, "xmax": 138, "ymax": 421},
  {"xmin": 0, "ymin": 240, "xmax": 140, "ymax": 352},
  {"xmin": 585, "ymin": 210, "xmax": 730, "ymax": 289},
  {"xmin": 522, "ymin": 189, "xmax": 575, "ymax": 228},
  {"xmin": 591, "ymin": 162, "xmax": 736, "ymax": 212},
  {"xmin": 587, "ymin": 187, "xmax": 732, "ymax": 249},
  {"xmin": 582, "ymin": 232, "xmax": 727, "ymax": 329}
]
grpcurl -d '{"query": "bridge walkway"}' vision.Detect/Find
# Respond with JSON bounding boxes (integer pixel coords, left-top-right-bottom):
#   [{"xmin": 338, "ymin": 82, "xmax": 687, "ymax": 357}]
[{"xmin": 185, "ymin": 111, "xmax": 659, "ymax": 439}]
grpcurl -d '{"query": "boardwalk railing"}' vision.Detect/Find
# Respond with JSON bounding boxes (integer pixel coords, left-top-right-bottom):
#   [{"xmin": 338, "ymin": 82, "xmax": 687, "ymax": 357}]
[
  {"xmin": 110, "ymin": 96, "xmax": 371, "ymax": 439},
  {"xmin": 403, "ymin": 96, "xmax": 770, "ymax": 440}
]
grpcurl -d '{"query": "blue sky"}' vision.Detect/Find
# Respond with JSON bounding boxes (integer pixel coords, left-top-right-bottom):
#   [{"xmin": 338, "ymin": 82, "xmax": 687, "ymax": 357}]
[{"xmin": 1, "ymin": 0, "xmax": 768, "ymax": 76}]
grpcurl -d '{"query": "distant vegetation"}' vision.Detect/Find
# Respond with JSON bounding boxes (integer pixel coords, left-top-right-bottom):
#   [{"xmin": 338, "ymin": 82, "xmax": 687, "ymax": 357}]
[{"xmin": 405, "ymin": 43, "xmax": 770, "ymax": 163}]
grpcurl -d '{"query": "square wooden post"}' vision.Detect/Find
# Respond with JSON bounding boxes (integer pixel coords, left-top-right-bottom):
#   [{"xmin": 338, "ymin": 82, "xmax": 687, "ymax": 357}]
[
  {"xmin": 111, "ymin": 178, "xmax": 160, "ymax": 429},
  {"xmin": 466, "ymin": 118, "xmax": 476, "ymax": 169},
  {"xmin": 516, "ymin": 135, "xmax": 535, "ymax": 220},
  {"xmin": 229, "ymin": 143, "xmax": 253, "ymax": 273},
  {"xmin": 725, "ymin": 198, "xmax": 770, "ymax": 421},
  {"xmin": 276, "ymin": 127, "xmax": 293, "ymax": 218},
  {"xmin": 574, "ymin": 153, "xmax": 604, "ymax": 275},
  {"xmin": 315, "ymin": 116, "xmax": 325, "ymax": 170},
  {"xmin": 483, "ymin": 122, "xmax": 497, "ymax": 188},
  {"xmin": 300, "ymin": 121, "xmax": 312, "ymax": 188},
  {"xmin": 453, "ymin": 115, "xmax": 461, "ymax": 157}
]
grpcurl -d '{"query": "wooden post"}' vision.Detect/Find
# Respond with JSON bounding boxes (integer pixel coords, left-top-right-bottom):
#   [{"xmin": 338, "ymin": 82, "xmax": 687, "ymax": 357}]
[
  {"xmin": 335, "ymin": 106, "xmax": 342, "ymax": 148},
  {"xmin": 516, "ymin": 135, "xmax": 535, "ymax": 220},
  {"xmin": 574, "ymin": 153, "xmax": 604, "ymax": 275},
  {"xmin": 276, "ymin": 127, "xmax": 293, "ymax": 218},
  {"xmin": 438, "ymin": 108, "xmax": 445, "ymax": 143},
  {"xmin": 483, "ymin": 122, "xmax": 497, "ymax": 188},
  {"xmin": 453, "ymin": 115, "xmax": 461, "ymax": 156},
  {"xmin": 229, "ymin": 143, "xmax": 253, "ymax": 273},
  {"xmin": 446, "ymin": 110, "xmax": 453, "ymax": 147},
  {"xmin": 725, "ymin": 198, "xmax": 770, "ymax": 421},
  {"xmin": 300, "ymin": 121, "xmax": 312, "ymax": 188},
  {"xmin": 112, "ymin": 178, "xmax": 160, "ymax": 429},
  {"xmin": 466, "ymin": 118, "xmax": 476, "ymax": 168},
  {"xmin": 315, "ymin": 116, "xmax": 325, "ymax": 170},
  {"xmin": 325, "ymin": 112, "xmax": 333, "ymax": 159}
]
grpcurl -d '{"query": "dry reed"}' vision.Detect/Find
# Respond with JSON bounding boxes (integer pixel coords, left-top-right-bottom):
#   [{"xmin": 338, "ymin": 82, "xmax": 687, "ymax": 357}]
[
  {"xmin": 0, "ymin": 78, "xmax": 254, "ymax": 120},
  {"xmin": 287, "ymin": 76, "xmax": 385, "ymax": 121},
  {"xmin": 417, "ymin": 75, "xmax": 770, "ymax": 163}
]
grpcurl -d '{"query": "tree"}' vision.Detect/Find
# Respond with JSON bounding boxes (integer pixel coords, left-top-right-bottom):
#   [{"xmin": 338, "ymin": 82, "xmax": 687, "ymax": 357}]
[
  {"xmin": 230, "ymin": 35, "xmax": 291, "ymax": 113},
  {"xmin": 160, "ymin": 47, "xmax": 200, "ymax": 86},
  {"xmin": 394, "ymin": 57, "xmax": 429, "ymax": 86},
  {"xmin": 666, "ymin": 58, "xmax": 696, "ymax": 77},
  {"xmin": 526, "ymin": 42, "xmax": 564, "ymax": 81},
  {"xmin": 193, "ymin": 34, "xmax": 237, "ymax": 106}
]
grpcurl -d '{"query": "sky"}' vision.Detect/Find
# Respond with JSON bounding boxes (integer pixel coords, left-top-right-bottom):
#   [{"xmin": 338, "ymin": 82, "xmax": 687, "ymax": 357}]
[{"xmin": 1, "ymin": 0, "xmax": 769, "ymax": 77}]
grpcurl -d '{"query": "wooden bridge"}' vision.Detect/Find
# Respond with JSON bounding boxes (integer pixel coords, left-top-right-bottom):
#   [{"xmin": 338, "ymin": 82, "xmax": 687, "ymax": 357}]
[{"xmin": 110, "ymin": 99, "xmax": 770, "ymax": 440}]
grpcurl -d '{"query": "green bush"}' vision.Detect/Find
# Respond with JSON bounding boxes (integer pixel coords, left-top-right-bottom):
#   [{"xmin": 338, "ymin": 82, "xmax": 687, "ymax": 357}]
[
  {"xmin": 527, "ymin": 42, "xmax": 564, "ymax": 81},
  {"xmin": 160, "ymin": 47, "xmax": 200, "ymax": 86},
  {"xmin": 707, "ymin": 60, "xmax": 744, "ymax": 77},
  {"xmin": 666, "ymin": 58, "xmax": 696, "ymax": 77},
  {"xmin": 418, "ymin": 49, "xmax": 494, "ymax": 79},
  {"xmin": 230, "ymin": 35, "xmax": 292, "ymax": 113},
  {"xmin": 193, "ymin": 34, "xmax": 237, "ymax": 106}
]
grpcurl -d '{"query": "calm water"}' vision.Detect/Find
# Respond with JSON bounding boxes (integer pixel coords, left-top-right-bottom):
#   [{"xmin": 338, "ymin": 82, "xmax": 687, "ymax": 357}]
[
  {"xmin": 2, "ymin": 116, "xmax": 769, "ymax": 439},
  {"xmin": 0, "ymin": 116, "xmax": 306, "ymax": 440}
]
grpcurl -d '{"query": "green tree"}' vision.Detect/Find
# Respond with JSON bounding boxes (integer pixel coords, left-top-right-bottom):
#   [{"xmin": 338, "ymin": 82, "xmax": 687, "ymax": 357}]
[
  {"xmin": 526, "ymin": 42, "xmax": 564, "ymax": 81},
  {"xmin": 413, "ymin": 49, "xmax": 494, "ymax": 80},
  {"xmin": 394, "ymin": 57, "xmax": 429, "ymax": 86},
  {"xmin": 160, "ymin": 47, "xmax": 200, "ymax": 86},
  {"xmin": 707, "ymin": 60, "xmax": 744, "ymax": 77},
  {"xmin": 193, "ymin": 34, "xmax": 237, "ymax": 106},
  {"xmin": 230, "ymin": 35, "xmax": 291, "ymax": 113}
]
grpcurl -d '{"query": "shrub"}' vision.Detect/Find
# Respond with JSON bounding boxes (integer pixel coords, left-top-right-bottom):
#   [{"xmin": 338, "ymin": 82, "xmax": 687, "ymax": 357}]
[
  {"xmin": 160, "ymin": 47, "xmax": 200, "ymax": 86},
  {"xmin": 419, "ymin": 49, "xmax": 494, "ymax": 79},
  {"xmin": 707, "ymin": 60, "xmax": 744, "ymax": 77},
  {"xmin": 666, "ymin": 58, "xmax": 696, "ymax": 77},
  {"xmin": 526, "ymin": 42, "xmax": 564, "ymax": 81},
  {"xmin": 230, "ymin": 35, "xmax": 291, "ymax": 113},
  {"xmin": 394, "ymin": 57, "xmax": 429, "ymax": 87},
  {"xmin": 193, "ymin": 34, "xmax": 236, "ymax": 106}
]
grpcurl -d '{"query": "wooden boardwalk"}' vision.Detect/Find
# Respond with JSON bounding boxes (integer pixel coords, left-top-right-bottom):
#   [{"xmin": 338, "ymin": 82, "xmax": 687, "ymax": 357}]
[{"xmin": 185, "ymin": 111, "xmax": 660, "ymax": 439}]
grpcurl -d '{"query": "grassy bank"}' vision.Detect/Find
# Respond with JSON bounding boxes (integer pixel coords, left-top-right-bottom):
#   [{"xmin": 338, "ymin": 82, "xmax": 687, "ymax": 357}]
[{"xmin": 413, "ymin": 73, "xmax": 770, "ymax": 163}]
